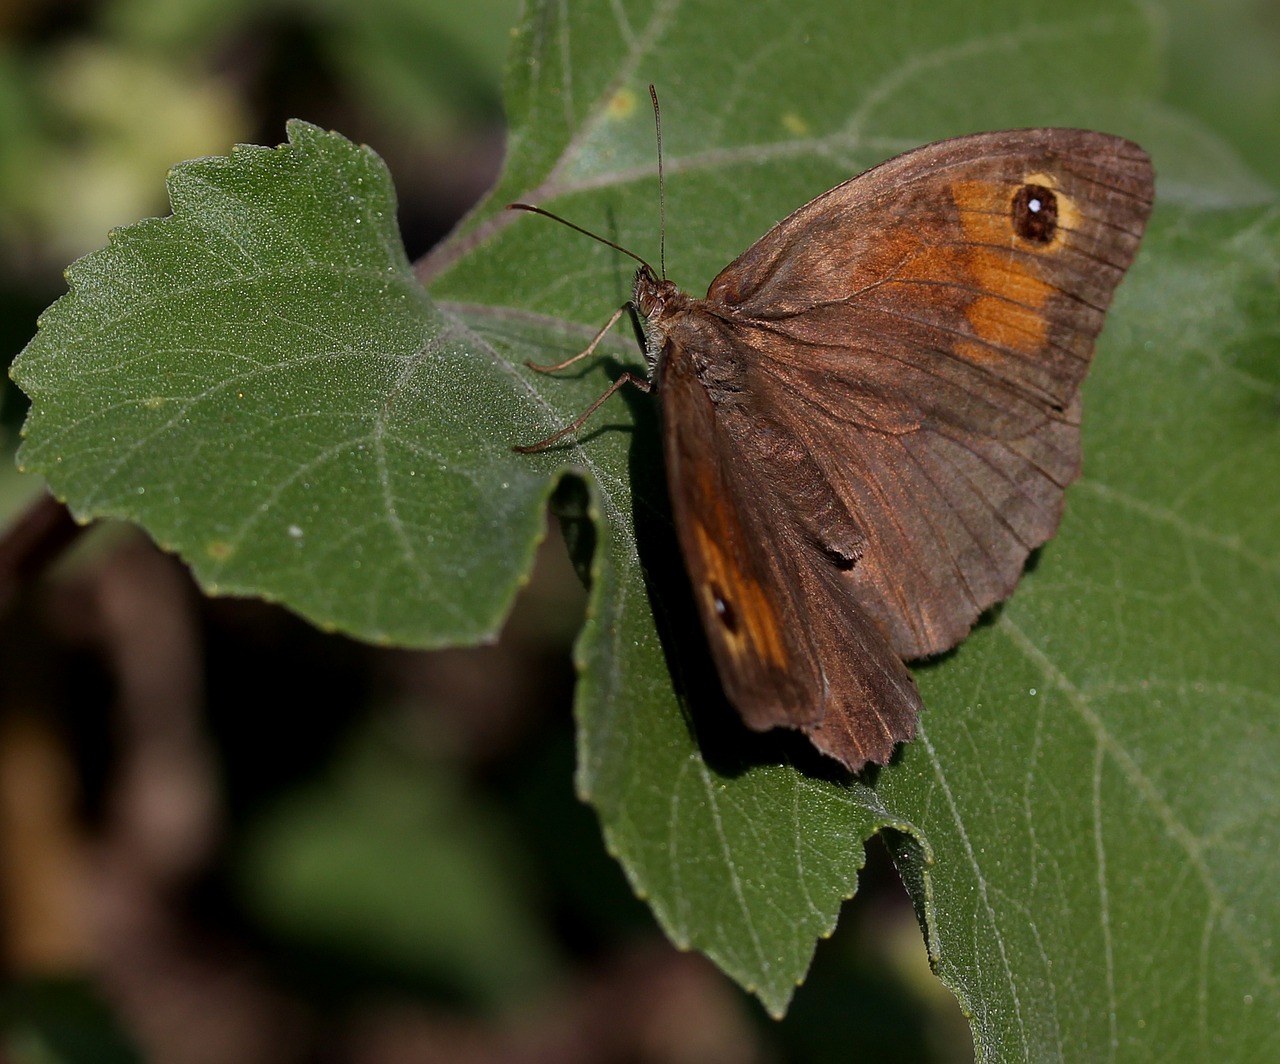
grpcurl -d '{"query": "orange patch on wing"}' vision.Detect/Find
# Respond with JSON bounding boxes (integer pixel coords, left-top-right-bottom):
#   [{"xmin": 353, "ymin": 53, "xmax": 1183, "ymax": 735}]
[
  {"xmin": 690, "ymin": 518, "xmax": 790, "ymax": 670},
  {"xmin": 964, "ymin": 272, "xmax": 1052, "ymax": 352},
  {"xmin": 948, "ymin": 178, "xmax": 1064, "ymax": 359}
]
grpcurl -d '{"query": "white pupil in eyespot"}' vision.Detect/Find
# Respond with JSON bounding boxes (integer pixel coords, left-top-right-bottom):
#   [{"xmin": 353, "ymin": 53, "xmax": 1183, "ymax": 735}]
[{"xmin": 1028, "ymin": 197, "xmax": 1042, "ymax": 213}]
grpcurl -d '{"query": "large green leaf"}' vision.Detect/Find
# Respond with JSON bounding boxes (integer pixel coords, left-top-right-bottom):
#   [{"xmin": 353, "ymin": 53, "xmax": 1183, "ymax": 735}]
[
  {"xmin": 879, "ymin": 208, "xmax": 1280, "ymax": 1059},
  {"xmin": 14, "ymin": 121, "xmax": 556, "ymax": 646},
  {"xmin": 10, "ymin": 0, "xmax": 1279, "ymax": 1055}
]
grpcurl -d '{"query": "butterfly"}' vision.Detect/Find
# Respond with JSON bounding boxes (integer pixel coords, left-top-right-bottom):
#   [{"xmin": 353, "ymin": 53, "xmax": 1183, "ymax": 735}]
[{"xmin": 516, "ymin": 122, "xmax": 1154, "ymax": 771}]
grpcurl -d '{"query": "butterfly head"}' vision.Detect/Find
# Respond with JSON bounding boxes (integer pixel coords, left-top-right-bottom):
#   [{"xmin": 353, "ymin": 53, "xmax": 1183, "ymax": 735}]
[{"xmin": 632, "ymin": 265, "xmax": 684, "ymax": 372}]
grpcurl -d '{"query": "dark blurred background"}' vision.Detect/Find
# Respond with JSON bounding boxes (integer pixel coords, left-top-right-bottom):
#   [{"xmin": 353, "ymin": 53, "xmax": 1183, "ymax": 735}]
[{"xmin": 0, "ymin": 1, "xmax": 1275, "ymax": 1062}]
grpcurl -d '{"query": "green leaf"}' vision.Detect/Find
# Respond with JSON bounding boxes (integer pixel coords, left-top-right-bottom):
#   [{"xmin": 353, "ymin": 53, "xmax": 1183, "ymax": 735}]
[
  {"xmin": 13, "ymin": 120, "xmax": 557, "ymax": 646},
  {"xmin": 10, "ymin": 0, "xmax": 1280, "ymax": 1054},
  {"xmin": 880, "ymin": 207, "xmax": 1280, "ymax": 1061}
]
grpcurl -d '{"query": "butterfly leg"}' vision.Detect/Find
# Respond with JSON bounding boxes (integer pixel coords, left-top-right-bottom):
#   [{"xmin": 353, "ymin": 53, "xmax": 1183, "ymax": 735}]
[
  {"xmin": 526, "ymin": 303, "xmax": 631, "ymax": 373},
  {"xmin": 513, "ymin": 370, "xmax": 652, "ymax": 453}
]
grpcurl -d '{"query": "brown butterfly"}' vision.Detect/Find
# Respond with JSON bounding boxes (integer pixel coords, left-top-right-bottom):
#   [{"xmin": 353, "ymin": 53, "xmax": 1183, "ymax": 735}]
[{"xmin": 515, "ymin": 118, "xmax": 1154, "ymax": 771}]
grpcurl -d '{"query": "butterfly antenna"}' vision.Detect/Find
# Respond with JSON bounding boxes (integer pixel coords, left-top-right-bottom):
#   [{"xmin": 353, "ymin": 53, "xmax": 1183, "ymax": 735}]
[
  {"xmin": 649, "ymin": 84, "xmax": 667, "ymax": 280},
  {"xmin": 504, "ymin": 203, "xmax": 656, "ymax": 275}
]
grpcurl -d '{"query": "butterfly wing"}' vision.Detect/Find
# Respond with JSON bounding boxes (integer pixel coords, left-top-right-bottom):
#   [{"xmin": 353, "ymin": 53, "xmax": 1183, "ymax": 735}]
[
  {"xmin": 710, "ymin": 129, "xmax": 1152, "ymax": 433},
  {"xmin": 659, "ymin": 334, "xmax": 923, "ymax": 768},
  {"xmin": 703, "ymin": 129, "xmax": 1154, "ymax": 659}
]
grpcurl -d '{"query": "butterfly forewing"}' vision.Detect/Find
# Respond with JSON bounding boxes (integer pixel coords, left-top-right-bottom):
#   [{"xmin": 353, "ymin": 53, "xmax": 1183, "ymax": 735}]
[
  {"xmin": 709, "ymin": 130, "xmax": 1154, "ymax": 437},
  {"xmin": 697, "ymin": 129, "xmax": 1154, "ymax": 660}
]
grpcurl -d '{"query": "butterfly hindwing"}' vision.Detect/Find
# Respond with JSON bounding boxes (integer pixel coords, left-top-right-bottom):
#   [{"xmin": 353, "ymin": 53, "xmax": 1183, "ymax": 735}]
[{"xmin": 660, "ymin": 333, "xmax": 923, "ymax": 767}]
